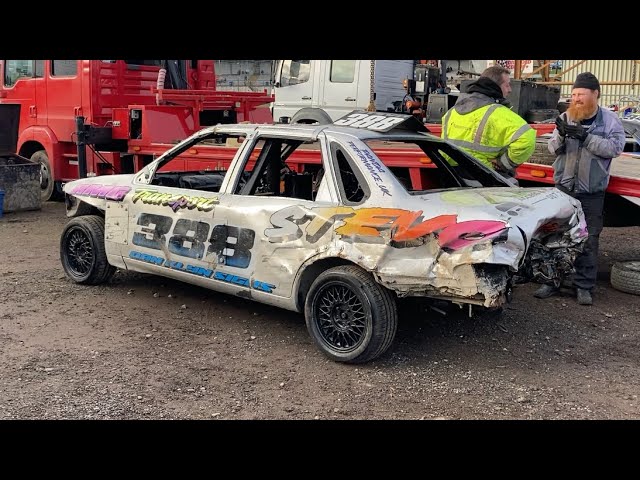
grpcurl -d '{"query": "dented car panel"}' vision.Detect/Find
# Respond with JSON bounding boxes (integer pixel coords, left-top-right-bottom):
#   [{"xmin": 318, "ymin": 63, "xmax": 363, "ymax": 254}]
[{"xmin": 59, "ymin": 111, "xmax": 590, "ymax": 363}]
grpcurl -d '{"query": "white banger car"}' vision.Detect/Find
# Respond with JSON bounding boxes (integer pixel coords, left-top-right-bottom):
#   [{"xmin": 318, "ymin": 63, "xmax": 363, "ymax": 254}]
[{"xmin": 60, "ymin": 112, "xmax": 587, "ymax": 363}]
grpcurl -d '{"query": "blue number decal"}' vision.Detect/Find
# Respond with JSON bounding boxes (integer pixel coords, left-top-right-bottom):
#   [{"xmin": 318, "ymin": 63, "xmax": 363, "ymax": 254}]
[
  {"xmin": 132, "ymin": 213, "xmax": 173, "ymax": 250},
  {"xmin": 169, "ymin": 219, "xmax": 210, "ymax": 259},
  {"xmin": 207, "ymin": 225, "xmax": 255, "ymax": 269}
]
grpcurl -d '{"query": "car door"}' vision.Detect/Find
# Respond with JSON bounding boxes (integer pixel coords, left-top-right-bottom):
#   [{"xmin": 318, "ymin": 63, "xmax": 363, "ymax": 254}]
[
  {"xmin": 272, "ymin": 60, "xmax": 314, "ymax": 122},
  {"xmin": 320, "ymin": 60, "xmax": 360, "ymax": 119},
  {"xmin": 46, "ymin": 60, "xmax": 82, "ymax": 148},
  {"xmin": 119, "ymin": 128, "xmax": 260, "ymax": 296},
  {"xmin": 2, "ymin": 60, "xmax": 39, "ymax": 130},
  {"xmin": 123, "ymin": 173, "xmax": 224, "ymax": 285},
  {"xmin": 212, "ymin": 133, "xmax": 342, "ymax": 301}
]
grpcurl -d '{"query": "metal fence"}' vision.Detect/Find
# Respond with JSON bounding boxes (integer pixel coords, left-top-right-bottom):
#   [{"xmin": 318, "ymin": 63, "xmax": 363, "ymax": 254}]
[{"xmin": 554, "ymin": 60, "xmax": 639, "ymax": 107}]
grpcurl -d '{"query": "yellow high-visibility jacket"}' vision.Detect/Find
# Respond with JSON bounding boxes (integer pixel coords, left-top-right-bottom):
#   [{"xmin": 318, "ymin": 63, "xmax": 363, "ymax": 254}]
[{"xmin": 441, "ymin": 98, "xmax": 536, "ymax": 170}]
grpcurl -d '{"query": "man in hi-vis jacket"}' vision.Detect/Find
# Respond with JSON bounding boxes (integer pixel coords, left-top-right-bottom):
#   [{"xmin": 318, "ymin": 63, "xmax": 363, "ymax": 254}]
[{"xmin": 441, "ymin": 65, "xmax": 536, "ymax": 180}]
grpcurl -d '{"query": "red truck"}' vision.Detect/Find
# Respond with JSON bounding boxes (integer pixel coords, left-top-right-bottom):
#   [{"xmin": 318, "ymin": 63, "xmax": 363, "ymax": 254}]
[{"xmin": 0, "ymin": 60, "xmax": 274, "ymax": 201}]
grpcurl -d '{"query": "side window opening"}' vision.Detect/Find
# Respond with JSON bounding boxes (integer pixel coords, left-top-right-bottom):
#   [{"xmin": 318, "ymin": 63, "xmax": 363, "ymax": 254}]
[
  {"xmin": 332, "ymin": 145, "xmax": 368, "ymax": 204},
  {"xmin": 363, "ymin": 138, "xmax": 502, "ymax": 194},
  {"xmin": 234, "ymin": 137, "xmax": 319, "ymax": 201},
  {"xmin": 148, "ymin": 133, "xmax": 247, "ymax": 192},
  {"xmin": 4, "ymin": 60, "xmax": 34, "ymax": 87},
  {"xmin": 427, "ymin": 142, "xmax": 506, "ymax": 188},
  {"xmin": 280, "ymin": 60, "xmax": 310, "ymax": 87},
  {"xmin": 330, "ymin": 60, "xmax": 356, "ymax": 83},
  {"xmin": 51, "ymin": 60, "xmax": 78, "ymax": 77}
]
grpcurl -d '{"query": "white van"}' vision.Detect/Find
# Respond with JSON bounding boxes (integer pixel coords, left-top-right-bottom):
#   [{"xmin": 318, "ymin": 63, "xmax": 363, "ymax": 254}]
[{"xmin": 271, "ymin": 60, "xmax": 415, "ymax": 124}]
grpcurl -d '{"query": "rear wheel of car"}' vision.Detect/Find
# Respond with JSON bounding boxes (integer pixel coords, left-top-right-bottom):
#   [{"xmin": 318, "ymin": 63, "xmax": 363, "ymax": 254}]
[
  {"xmin": 610, "ymin": 261, "xmax": 640, "ymax": 296},
  {"xmin": 60, "ymin": 215, "xmax": 116, "ymax": 285},
  {"xmin": 304, "ymin": 265, "xmax": 398, "ymax": 363}
]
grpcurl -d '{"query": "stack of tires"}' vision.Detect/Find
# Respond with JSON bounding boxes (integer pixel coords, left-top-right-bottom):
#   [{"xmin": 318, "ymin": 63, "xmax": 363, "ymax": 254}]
[{"xmin": 610, "ymin": 261, "xmax": 640, "ymax": 296}]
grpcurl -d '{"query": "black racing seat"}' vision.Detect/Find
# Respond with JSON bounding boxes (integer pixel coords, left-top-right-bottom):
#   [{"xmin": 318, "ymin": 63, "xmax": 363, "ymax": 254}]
[
  {"xmin": 283, "ymin": 172, "xmax": 313, "ymax": 200},
  {"xmin": 152, "ymin": 173, "xmax": 182, "ymax": 188}
]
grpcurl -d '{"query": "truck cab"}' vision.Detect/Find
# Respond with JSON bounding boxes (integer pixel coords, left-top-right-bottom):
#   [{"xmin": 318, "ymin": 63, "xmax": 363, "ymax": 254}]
[
  {"xmin": 0, "ymin": 60, "xmax": 183, "ymax": 201},
  {"xmin": 272, "ymin": 60, "xmax": 414, "ymax": 124}
]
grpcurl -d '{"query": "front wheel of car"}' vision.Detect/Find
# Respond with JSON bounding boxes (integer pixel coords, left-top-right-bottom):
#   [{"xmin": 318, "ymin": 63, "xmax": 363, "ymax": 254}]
[
  {"xmin": 60, "ymin": 215, "xmax": 116, "ymax": 285},
  {"xmin": 304, "ymin": 265, "xmax": 398, "ymax": 363}
]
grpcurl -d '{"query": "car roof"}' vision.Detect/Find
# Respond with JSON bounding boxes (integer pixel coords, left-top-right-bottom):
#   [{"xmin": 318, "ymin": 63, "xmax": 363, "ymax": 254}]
[
  {"xmin": 202, "ymin": 110, "xmax": 446, "ymax": 143},
  {"xmin": 209, "ymin": 121, "xmax": 447, "ymax": 144}
]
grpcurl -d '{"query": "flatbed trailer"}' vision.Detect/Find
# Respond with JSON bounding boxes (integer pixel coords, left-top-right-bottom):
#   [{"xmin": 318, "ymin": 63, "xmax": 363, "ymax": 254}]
[
  {"xmin": 517, "ymin": 153, "xmax": 640, "ymax": 227},
  {"xmin": 104, "ymin": 121, "xmax": 640, "ymax": 228}
]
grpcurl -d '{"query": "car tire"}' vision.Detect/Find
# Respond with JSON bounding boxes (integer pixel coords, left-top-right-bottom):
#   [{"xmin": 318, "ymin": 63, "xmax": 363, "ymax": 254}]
[
  {"xmin": 31, "ymin": 150, "xmax": 56, "ymax": 203},
  {"xmin": 610, "ymin": 260, "xmax": 640, "ymax": 296},
  {"xmin": 60, "ymin": 215, "xmax": 116, "ymax": 285},
  {"xmin": 304, "ymin": 265, "xmax": 398, "ymax": 363}
]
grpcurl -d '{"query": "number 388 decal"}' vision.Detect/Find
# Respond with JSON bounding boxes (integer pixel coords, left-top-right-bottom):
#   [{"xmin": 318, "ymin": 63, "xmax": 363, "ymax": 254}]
[
  {"xmin": 132, "ymin": 213, "xmax": 255, "ymax": 269},
  {"xmin": 333, "ymin": 110, "xmax": 428, "ymax": 133},
  {"xmin": 334, "ymin": 112, "xmax": 404, "ymax": 131}
]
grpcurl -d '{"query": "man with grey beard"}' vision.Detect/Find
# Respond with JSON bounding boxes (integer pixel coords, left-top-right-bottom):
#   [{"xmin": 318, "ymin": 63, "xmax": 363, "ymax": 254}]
[{"xmin": 533, "ymin": 72, "xmax": 626, "ymax": 305}]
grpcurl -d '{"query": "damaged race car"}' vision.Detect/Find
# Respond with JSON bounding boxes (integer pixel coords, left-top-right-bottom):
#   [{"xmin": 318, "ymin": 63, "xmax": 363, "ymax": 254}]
[{"xmin": 60, "ymin": 111, "xmax": 587, "ymax": 363}]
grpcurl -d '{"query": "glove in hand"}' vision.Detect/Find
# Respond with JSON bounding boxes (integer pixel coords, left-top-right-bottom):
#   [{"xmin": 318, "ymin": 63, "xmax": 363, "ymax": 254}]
[
  {"xmin": 564, "ymin": 123, "xmax": 588, "ymax": 141},
  {"xmin": 555, "ymin": 116, "xmax": 567, "ymax": 137}
]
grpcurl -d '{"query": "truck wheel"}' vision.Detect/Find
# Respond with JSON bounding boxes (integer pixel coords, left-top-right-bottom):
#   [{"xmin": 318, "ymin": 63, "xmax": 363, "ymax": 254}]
[
  {"xmin": 290, "ymin": 108, "xmax": 333, "ymax": 125},
  {"xmin": 31, "ymin": 150, "xmax": 55, "ymax": 202},
  {"xmin": 610, "ymin": 261, "xmax": 640, "ymax": 296},
  {"xmin": 304, "ymin": 265, "xmax": 398, "ymax": 363},
  {"xmin": 527, "ymin": 141, "xmax": 556, "ymax": 166},
  {"xmin": 60, "ymin": 215, "xmax": 116, "ymax": 285}
]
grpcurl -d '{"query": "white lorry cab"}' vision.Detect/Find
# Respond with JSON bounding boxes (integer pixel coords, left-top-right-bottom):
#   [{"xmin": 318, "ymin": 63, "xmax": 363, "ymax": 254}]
[{"xmin": 271, "ymin": 60, "xmax": 415, "ymax": 125}]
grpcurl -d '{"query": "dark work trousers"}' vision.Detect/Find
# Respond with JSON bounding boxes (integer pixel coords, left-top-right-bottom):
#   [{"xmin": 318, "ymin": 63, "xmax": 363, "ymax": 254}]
[{"xmin": 559, "ymin": 188, "xmax": 605, "ymax": 291}]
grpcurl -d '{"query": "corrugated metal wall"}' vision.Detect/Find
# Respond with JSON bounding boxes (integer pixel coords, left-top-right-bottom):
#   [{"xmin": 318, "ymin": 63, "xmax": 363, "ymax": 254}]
[{"xmin": 560, "ymin": 60, "xmax": 639, "ymax": 106}]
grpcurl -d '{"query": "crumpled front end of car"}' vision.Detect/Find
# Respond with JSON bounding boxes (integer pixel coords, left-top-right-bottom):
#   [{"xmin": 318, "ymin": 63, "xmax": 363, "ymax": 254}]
[
  {"xmin": 337, "ymin": 188, "xmax": 588, "ymax": 308},
  {"xmin": 357, "ymin": 221, "xmax": 524, "ymax": 308},
  {"xmin": 519, "ymin": 195, "xmax": 588, "ymax": 288}
]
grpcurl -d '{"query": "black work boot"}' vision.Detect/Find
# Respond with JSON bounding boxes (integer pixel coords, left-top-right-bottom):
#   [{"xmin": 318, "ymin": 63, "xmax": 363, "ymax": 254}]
[
  {"xmin": 533, "ymin": 284, "xmax": 559, "ymax": 299},
  {"xmin": 576, "ymin": 288, "xmax": 593, "ymax": 306}
]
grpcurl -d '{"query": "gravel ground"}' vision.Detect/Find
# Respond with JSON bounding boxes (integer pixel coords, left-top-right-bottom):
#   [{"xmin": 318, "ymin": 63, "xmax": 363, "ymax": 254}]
[{"xmin": 1, "ymin": 201, "xmax": 639, "ymax": 420}]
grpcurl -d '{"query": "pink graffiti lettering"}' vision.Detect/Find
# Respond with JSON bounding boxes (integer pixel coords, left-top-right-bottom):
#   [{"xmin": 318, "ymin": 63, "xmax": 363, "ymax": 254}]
[
  {"xmin": 437, "ymin": 220, "xmax": 507, "ymax": 251},
  {"xmin": 71, "ymin": 184, "xmax": 131, "ymax": 201}
]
